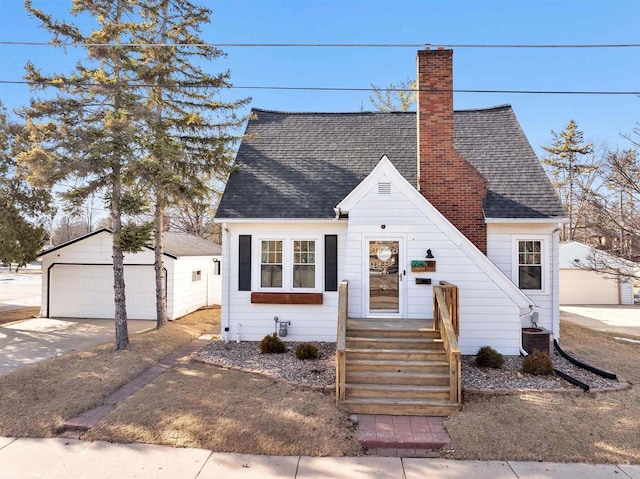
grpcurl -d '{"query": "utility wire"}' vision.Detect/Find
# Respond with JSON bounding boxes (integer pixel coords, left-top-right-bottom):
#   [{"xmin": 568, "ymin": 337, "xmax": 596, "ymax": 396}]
[
  {"xmin": 0, "ymin": 79, "xmax": 638, "ymax": 95},
  {"xmin": 1, "ymin": 41, "xmax": 640, "ymax": 48}
]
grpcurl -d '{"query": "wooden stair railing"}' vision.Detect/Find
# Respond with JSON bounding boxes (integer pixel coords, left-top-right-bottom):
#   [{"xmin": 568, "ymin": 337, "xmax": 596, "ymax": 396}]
[
  {"xmin": 433, "ymin": 281, "xmax": 461, "ymax": 406},
  {"xmin": 336, "ymin": 280, "xmax": 348, "ymax": 405}
]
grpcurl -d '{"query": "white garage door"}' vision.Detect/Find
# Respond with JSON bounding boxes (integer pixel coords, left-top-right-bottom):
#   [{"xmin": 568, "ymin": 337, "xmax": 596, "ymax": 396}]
[
  {"xmin": 49, "ymin": 265, "xmax": 157, "ymax": 319},
  {"xmin": 560, "ymin": 269, "xmax": 619, "ymax": 305}
]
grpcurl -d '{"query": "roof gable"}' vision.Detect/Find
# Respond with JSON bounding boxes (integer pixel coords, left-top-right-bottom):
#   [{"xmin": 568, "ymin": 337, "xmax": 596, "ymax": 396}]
[
  {"xmin": 217, "ymin": 107, "xmax": 565, "ymax": 222},
  {"xmin": 338, "ymin": 155, "xmax": 534, "ymax": 309}
]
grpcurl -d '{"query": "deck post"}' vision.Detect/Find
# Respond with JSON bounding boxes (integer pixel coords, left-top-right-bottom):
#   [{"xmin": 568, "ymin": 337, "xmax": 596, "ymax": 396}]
[{"xmin": 336, "ymin": 281, "xmax": 348, "ymax": 404}]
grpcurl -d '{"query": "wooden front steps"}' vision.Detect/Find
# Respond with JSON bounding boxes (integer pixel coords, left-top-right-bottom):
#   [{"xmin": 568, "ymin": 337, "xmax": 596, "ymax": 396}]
[{"xmin": 338, "ymin": 318, "xmax": 460, "ymax": 417}]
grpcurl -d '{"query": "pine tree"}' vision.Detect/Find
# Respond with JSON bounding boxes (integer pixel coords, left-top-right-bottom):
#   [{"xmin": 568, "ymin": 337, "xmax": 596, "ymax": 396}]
[
  {"xmin": 132, "ymin": 0, "xmax": 249, "ymax": 329},
  {"xmin": 369, "ymin": 78, "xmax": 416, "ymax": 112},
  {"xmin": 20, "ymin": 0, "xmax": 152, "ymax": 349},
  {"xmin": 0, "ymin": 102, "xmax": 53, "ymax": 271},
  {"xmin": 542, "ymin": 120, "xmax": 595, "ymax": 240}
]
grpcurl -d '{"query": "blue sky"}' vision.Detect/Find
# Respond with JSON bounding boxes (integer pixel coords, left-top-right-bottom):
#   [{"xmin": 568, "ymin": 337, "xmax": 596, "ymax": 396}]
[{"xmin": 1, "ymin": 0, "xmax": 639, "ymax": 156}]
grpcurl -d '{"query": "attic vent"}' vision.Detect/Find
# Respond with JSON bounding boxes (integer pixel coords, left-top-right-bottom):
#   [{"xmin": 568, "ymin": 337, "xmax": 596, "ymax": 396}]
[{"xmin": 378, "ymin": 182, "xmax": 391, "ymax": 195}]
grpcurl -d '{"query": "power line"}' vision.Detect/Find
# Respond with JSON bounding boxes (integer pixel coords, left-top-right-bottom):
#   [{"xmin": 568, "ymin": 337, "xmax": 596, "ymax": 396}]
[
  {"xmin": 1, "ymin": 79, "xmax": 638, "ymax": 95},
  {"xmin": 1, "ymin": 41, "xmax": 640, "ymax": 49}
]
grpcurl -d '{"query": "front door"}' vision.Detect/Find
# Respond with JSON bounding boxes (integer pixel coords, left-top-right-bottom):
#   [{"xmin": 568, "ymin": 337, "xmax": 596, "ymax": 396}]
[{"xmin": 368, "ymin": 240, "xmax": 402, "ymax": 316}]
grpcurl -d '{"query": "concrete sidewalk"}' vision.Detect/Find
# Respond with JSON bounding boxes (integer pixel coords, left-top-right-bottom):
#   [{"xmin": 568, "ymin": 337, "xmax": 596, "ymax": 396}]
[{"xmin": 0, "ymin": 437, "xmax": 638, "ymax": 479}]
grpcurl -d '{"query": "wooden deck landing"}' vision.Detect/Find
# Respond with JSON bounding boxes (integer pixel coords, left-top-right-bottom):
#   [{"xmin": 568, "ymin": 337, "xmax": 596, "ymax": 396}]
[{"xmin": 347, "ymin": 318, "xmax": 434, "ymax": 331}]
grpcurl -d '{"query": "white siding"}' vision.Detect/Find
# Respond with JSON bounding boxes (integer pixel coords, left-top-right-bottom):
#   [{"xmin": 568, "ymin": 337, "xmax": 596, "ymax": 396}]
[
  {"xmin": 487, "ymin": 223, "xmax": 560, "ymax": 337},
  {"xmin": 344, "ymin": 181, "xmax": 525, "ymax": 354},
  {"xmin": 170, "ymin": 255, "xmax": 217, "ymax": 319},
  {"xmin": 222, "ymin": 222, "xmax": 347, "ymax": 342}
]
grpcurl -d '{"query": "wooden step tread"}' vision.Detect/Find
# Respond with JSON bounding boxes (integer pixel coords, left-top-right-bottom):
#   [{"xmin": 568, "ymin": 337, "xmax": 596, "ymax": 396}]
[
  {"xmin": 347, "ymin": 371, "xmax": 449, "ymax": 379},
  {"xmin": 345, "ymin": 348, "xmax": 445, "ymax": 354},
  {"xmin": 346, "ymin": 336, "xmax": 443, "ymax": 343},
  {"xmin": 341, "ymin": 397, "xmax": 456, "ymax": 406},
  {"xmin": 346, "ymin": 383, "xmax": 449, "ymax": 393},
  {"xmin": 346, "ymin": 359, "xmax": 449, "ymax": 367}
]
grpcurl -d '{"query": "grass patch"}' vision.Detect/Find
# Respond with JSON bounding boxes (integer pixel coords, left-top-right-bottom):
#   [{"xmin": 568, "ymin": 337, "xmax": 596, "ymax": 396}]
[
  {"xmin": 0, "ymin": 307, "xmax": 40, "ymax": 326},
  {"xmin": 0, "ymin": 309, "xmax": 219, "ymax": 437},
  {"xmin": 445, "ymin": 320, "xmax": 640, "ymax": 464},
  {"xmin": 85, "ymin": 364, "xmax": 361, "ymax": 456}
]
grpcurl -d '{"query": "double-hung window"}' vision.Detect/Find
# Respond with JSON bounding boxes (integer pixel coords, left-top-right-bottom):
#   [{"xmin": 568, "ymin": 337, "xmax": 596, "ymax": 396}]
[
  {"xmin": 517, "ymin": 240, "xmax": 542, "ymax": 290},
  {"xmin": 260, "ymin": 240, "xmax": 283, "ymax": 288},
  {"xmin": 293, "ymin": 240, "xmax": 315, "ymax": 288}
]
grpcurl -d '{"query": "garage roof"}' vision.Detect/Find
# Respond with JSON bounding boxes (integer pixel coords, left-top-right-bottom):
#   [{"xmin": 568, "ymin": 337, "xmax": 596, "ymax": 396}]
[{"xmin": 39, "ymin": 228, "xmax": 221, "ymax": 259}]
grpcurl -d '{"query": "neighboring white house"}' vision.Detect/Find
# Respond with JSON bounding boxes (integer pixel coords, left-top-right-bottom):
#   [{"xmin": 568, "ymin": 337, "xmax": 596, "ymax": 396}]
[
  {"xmin": 39, "ymin": 228, "xmax": 221, "ymax": 320},
  {"xmin": 215, "ymin": 48, "xmax": 566, "ymax": 355},
  {"xmin": 559, "ymin": 241, "xmax": 635, "ymax": 305}
]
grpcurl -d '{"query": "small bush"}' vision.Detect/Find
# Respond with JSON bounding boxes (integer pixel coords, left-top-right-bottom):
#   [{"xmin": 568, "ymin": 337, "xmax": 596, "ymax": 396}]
[
  {"xmin": 522, "ymin": 350, "xmax": 554, "ymax": 375},
  {"xmin": 260, "ymin": 333, "xmax": 286, "ymax": 354},
  {"xmin": 475, "ymin": 346, "xmax": 505, "ymax": 369},
  {"xmin": 295, "ymin": 342, "xmax": 319, "ymax": 360}
]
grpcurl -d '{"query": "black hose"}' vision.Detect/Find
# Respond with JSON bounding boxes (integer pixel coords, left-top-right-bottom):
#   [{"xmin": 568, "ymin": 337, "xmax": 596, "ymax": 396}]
[
  {"xmin": 554, "ymin": 368, "xmax": 589, "ymax": 391},
  {"xmin": 554, "ymin": 339, "xmax": 617, "ymax": 380}
]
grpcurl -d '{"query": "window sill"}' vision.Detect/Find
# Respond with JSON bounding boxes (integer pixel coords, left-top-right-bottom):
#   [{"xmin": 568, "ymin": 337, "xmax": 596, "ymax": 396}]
[{"xmin": 251, "ymin": 292, "xmax": 323, "ymax": 305}]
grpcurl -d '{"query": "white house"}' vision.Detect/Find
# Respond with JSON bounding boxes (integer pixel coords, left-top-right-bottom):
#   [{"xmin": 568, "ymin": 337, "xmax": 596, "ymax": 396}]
[
  {"xmin": 39, "ymin": 228, "xmax": 221, "ymax": 320},
  {"xmin": 215, "ymin": 48, "xmax": 566, "ymax": 356},
  {"xmin": 559, "ymin": 241, "xmax": 635, "ymax": 305}
]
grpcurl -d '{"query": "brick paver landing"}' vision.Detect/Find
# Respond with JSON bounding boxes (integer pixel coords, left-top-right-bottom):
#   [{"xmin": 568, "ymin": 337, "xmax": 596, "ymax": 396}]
[{"xmin": 357, "ymin": 414, "xmax": 450, "ymax": 457}]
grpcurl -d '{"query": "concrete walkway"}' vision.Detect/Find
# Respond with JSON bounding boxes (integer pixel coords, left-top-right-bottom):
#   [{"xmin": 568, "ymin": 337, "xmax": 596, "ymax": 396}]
[{"xmin": 0, "ymin": 437, "xmax": 638, "ymax": 478}]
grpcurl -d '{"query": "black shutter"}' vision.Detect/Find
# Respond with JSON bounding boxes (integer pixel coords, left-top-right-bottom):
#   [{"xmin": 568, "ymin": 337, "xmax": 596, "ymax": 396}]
[
  {"xmin": 238, "ymin": 235, "xmax": 252, "ymax": 291},
  {"xmin": 324, "ymin": 235, "xmax": 338, "ymax": 291}
]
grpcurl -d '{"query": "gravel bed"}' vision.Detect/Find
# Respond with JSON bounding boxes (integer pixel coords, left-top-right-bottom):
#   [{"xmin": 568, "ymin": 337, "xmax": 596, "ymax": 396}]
[
  {"xmin": 197, "ymin": 340, "xmax": 620, "ymax": 391},
  {"xmin": 197, "ymin": 340, "xmax": 336, "ymax": 386},
  {"xmin": 462, "ymin": 352, "xmax": 620, "ymax": 390}
]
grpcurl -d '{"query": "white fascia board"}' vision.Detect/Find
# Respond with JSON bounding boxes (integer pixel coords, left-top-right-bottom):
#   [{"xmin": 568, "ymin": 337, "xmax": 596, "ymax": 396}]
[
  {"xmin": 339, "ymin": 154, "xmax": 534, "ymax": 309},
  {"xmin": 214, "ymin": 218, "xmax": 338, "ymax": 224},
  {"xmin": 485, "ymin": 217, "xmax": 568, "ymax": 224}
]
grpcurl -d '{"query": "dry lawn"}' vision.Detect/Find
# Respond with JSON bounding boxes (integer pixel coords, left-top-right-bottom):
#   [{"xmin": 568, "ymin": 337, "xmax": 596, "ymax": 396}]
[
  {"xmin": 85, "ymin": 363, "xmax": 361, "ymax": 456},
  {"xmin": 445, "ymin": 320, "xmax": 640, "ymax": 464},
  {"xmin": 0, "ymin": 309, "xmax": 219, "ymax": 437},
  {"xmin": 0, "ymin": 307, "xmax": 40, "ymax": 326}
]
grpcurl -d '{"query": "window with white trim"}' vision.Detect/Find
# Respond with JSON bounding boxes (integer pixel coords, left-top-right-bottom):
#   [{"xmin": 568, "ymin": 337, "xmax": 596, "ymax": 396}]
[
  {"xmin": 260, "ymin": 240, "xmax": 283, "ymax": 288},
  {"xmin": 517, "ymin": 240, "xmax": 542, "ymax": 290},
  {"xmin": 192, "ymin": 270, "xmax": 202, "ymax": 282},
  {"xmin": 293, "ymin": 240, "xmax": 316, "ymax": 288}
]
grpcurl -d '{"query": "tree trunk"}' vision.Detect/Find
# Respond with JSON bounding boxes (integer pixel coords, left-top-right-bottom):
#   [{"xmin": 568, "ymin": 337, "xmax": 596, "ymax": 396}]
[
  {"xmin": 112, "ymin": 171, "xmax": 130, "ymax": 350},
  {"xmin": 155, "ymin": 195, "xmax": 168, "ymax": 329},
  {"xmin": 111, "ymin": 0, "xmax": 129, "ymax": 350}
]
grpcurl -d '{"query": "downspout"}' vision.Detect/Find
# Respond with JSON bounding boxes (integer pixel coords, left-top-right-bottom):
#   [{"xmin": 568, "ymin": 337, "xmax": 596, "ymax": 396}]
[
  {"xmin": 222, "ymin": 222, "xmax": 231, "ymax": 342},
  {"xmin": 551, "ymin": 224, "xmax": 562, "ymax": 338}
]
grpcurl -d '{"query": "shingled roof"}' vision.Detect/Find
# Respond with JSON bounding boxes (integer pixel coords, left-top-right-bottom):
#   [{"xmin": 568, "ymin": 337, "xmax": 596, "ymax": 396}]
[{"xmin": 216, "ymin": 106, "xmax": 565, "ymax": 220}]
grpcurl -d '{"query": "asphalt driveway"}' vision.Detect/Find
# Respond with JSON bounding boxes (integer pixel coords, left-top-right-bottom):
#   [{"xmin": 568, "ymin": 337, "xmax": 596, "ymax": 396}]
[
  {"xmin": 0, "ymin": 317, "xmax": 154, "ymax": 376},
  {"xmin": 560, "ymin": 304, "xmax": 640, "ymax": 337}
]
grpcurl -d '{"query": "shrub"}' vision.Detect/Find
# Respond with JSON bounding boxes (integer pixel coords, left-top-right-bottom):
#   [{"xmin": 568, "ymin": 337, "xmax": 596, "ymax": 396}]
[
  {"xmin": 295, "ymin": 342, "xmax": 319, "ymax": 360},
  {"xmin": 474, "ymin": 346, "xmax": 505, "ymax": 369},
  {"xmin": 522, "ymin": 350, "xmax": 554, "ymax": 375},
  {"xmin": 260, "ymin": 333, "xmax": 286, "ymax": 354}
]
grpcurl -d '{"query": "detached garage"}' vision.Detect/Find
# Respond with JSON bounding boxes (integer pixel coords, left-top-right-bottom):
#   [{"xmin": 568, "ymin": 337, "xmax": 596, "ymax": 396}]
[
  {"xmin": 559, "ymin": 241, "xmax": 635, "ymax": 305},
  {"xmin": 39, "ymin": 228, "xmax": 222, "ymax": 320}
]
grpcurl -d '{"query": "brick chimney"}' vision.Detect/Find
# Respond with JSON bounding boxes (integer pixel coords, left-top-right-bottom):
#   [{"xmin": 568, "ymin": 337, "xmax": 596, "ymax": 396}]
[{"xmin": 416, "ymin": 48, "xmax": 488, "ymax": 253}]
